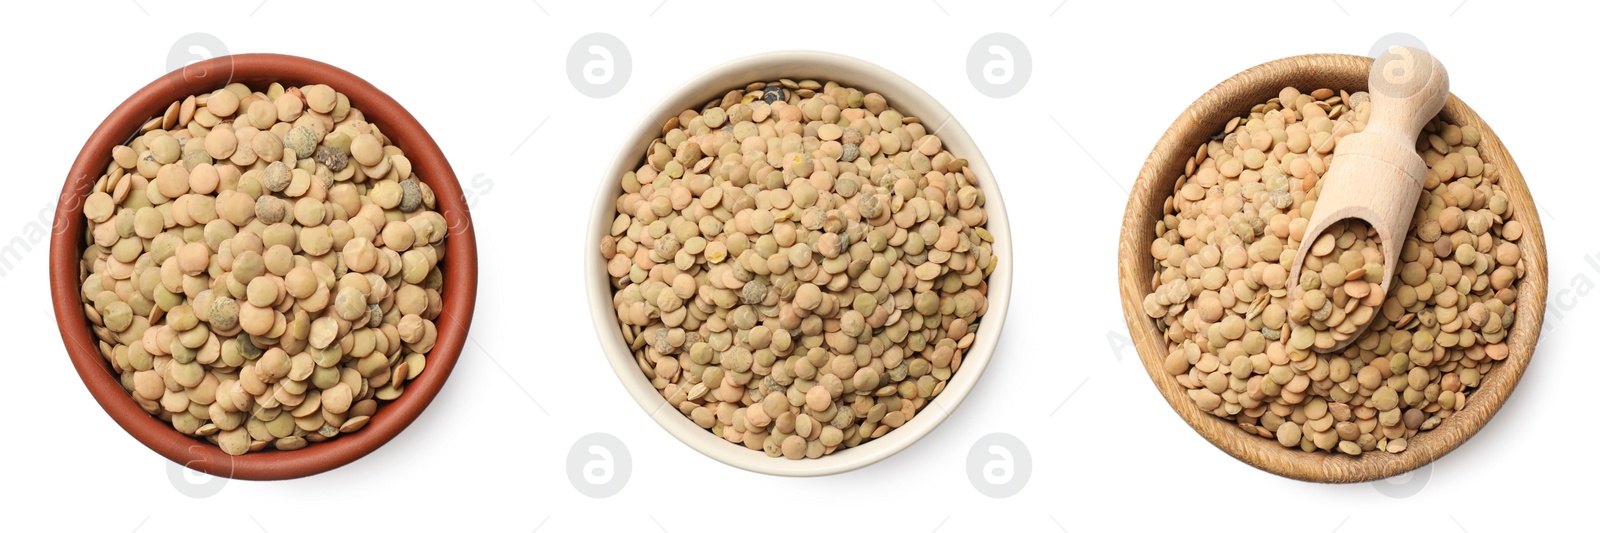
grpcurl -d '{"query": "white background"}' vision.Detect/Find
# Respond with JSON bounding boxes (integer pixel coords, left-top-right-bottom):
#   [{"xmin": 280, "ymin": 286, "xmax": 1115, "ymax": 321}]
[{"xmin": 4, "ymin": 1, "xmax": 1594, "ymax": 531}]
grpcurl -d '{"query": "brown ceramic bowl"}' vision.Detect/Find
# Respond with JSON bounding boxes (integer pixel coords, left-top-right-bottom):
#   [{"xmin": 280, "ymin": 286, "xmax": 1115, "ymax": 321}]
[
  {"xmin": 50, "ymin": 54, "xmax": 477, "ymax": 480},
  {"xmin": 1119, "ymin": 54, "xmax": 1547, "ymax": 482}
]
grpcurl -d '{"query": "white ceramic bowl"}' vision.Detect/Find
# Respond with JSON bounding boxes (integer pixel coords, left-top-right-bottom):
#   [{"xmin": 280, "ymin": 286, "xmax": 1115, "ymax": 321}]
[{"xmin": 586, "ymin": 51, "xmax": 1012, "ymax": 476}]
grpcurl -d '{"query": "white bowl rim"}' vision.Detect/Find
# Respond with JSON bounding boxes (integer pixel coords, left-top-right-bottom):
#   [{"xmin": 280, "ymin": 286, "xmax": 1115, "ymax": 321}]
[{"xmin": 585, "ymin": 50, "xmax": 1014, "ymax": 476}]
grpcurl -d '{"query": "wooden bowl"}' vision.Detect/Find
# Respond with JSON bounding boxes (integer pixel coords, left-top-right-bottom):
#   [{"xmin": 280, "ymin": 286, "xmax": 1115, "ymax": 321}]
[
  {"xmin": 50, "ymin": 54, "xmax": 478, "ymax": 480},
  {"xmin": 1118, "ymin": 54, "xmax": 1546, "ymax": 482},
  {"xmin": 587, "ymin": 51, "xmax": 1013, "ymax": 476}
]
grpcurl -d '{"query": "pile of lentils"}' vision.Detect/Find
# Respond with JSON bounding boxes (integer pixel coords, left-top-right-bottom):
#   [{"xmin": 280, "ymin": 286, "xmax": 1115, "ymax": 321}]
[
  {"xmin": 78, "ymin": 82, "xmax": 446, "ymax": 455},
  {"xmin": 1288, "ymin": 218, "xmax": 1386, "ymax": 349},
  {"xmin": 1144, "ymin": 87, "xmax": 1526, "ymax": 456},
  {"xmin": 603, "ymin": 79, "xmax": 997, "ymax": 460}
]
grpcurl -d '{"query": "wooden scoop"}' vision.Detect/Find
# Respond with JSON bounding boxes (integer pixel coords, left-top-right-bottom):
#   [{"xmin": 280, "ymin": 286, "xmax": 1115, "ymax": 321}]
[{"xmin": 1288, "ymin": 46, "xmax": 1449, "ymax": 353}]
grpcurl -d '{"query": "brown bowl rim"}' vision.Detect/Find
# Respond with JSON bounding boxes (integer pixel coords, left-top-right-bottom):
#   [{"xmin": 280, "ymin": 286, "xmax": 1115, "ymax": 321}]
[
  {"xmin": 1119, "ymin": 53, "xmax": 1548, "ymax": 482},
  {"xmin": 50, "ymin": 53, "xmax": 478, "ymax": 480}
]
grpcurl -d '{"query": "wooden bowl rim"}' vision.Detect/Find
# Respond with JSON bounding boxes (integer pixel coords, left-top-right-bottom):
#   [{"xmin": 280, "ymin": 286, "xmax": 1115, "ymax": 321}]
[
  {"xmin": 1119, "ymin": 53, "xmax": 1547, "ymax": 483},
  {"xmin": 50, "ymin": 53, "xmax": 478, "ymax": 480}
]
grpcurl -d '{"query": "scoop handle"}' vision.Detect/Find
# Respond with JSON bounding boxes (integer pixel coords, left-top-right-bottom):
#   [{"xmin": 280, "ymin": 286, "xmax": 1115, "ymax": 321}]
[
  {"xmin": 1365, "ymin": 46, "xmax": 1450, "ymax": 151},
  {"xmin": 1286, "ymin": 47, "xmax": 1449, "ymax": 353}
]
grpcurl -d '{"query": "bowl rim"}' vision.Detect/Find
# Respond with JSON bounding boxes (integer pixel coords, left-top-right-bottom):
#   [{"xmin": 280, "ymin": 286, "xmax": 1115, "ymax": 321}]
[
  {"xmin": 51, "ymin": 53, "xmax": 478, "ymax": 481},
  {"xmin": 1119, "ymin": 53, "xmax": 1547, "ymax": 482},
  {"xmin": 586, "ymin": 50, "xmax": 1013, "ymax": 476}
]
